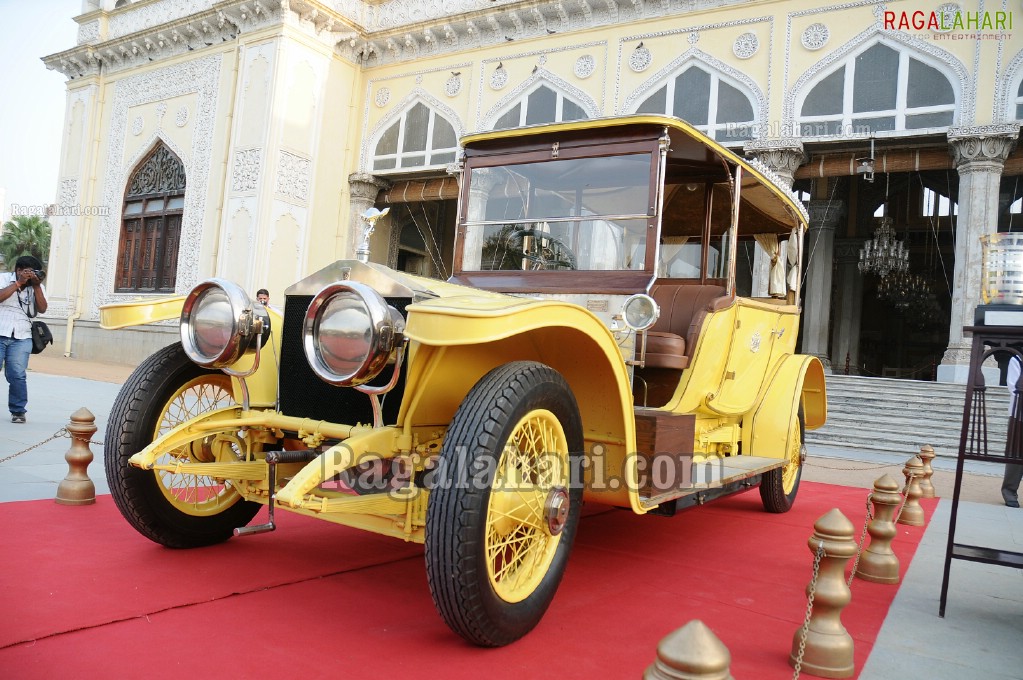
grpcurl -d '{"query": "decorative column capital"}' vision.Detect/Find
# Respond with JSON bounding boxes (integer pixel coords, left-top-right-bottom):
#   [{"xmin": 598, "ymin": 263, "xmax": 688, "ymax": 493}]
[
  {"xmin": 348, "ymin": 172, "xmax": 391, "ymax": 201},
  {"xmin": 807, "ymin": 199, "xmax": 844, "ymax": 231},
  {"xmin": 744, "ymin": 138, "xmax": 806, "ymax": 188},
  {"xmin": 947, "ymin": 125, "xmax": 1020, "ymax": 172}
]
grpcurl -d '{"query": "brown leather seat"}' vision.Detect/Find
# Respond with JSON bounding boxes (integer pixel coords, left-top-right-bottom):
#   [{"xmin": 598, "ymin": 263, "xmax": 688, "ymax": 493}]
[{"xmin": 643, "ymin": 284, "xmax": 729, "ymax": 369}]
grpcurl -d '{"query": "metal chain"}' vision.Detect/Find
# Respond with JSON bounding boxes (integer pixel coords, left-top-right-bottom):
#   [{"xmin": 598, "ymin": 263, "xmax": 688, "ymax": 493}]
[
  {"xmin": 792, "ymin": 541, "xmax": 826, "ymax": 680},
  {"xmin": 847, "ymin": 492, "xmax": 875, "ymax": 587},
  {"xmin": 805, "ymin": 459, "xmax": 901, "ymax": 472},
  {"xmin": 0, "ymin": 428, "xmax": 104, "ymax": 465},
  {"xmin": 894, "ymin": 472, "xmax": 916, "ymax": 524}
]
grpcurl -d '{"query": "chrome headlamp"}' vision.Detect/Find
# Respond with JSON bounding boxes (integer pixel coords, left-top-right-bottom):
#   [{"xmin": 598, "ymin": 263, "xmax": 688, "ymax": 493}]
[
  {"xmin": 622, "ymin": 294, "xmax": 660, "ymax": 331},
  {"xmin": 303, "ymin": 282, "xmax": 406, "ymax": 387},
  {"xmin": 180, "ymin": 279, "xmax": 270, "ymax": 368}
]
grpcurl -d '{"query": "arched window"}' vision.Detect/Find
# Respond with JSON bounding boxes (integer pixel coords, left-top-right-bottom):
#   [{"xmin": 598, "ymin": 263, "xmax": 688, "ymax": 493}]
[
  {"xmin": 115, "ymin": 143, "xmax": 185, "ymax": 293},
  {"xmin": 798, "ymin": 42, "xmax": 956, "ymax": 137},
  {"xmin": 492, "ymin": 83, "xmax": 589, "ymax": 130},
  {"xmin": 635, "ymin": 64, "xmax": 756, "ymax": 142},
  {"xmin": 1015, "ymin": 77, "xmax": 1023, "ymax": 120},
  {"xmin": 372, "ymin": 102, "xmax": 457, "ymax": 172}
]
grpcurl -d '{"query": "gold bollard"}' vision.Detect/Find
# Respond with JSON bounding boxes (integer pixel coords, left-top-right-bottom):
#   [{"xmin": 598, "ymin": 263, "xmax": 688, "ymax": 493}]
[
  {"xmin": 55, "ymin": 407, "xmax": 97, "ymax": 506},
  {"xmin": 645, "ymin": 620, "xmax": 733, "ymax": 680},
  {"xmin": 917, "ymin": 445, "xmax": 936, "ymax": 498},
  {"xmin": 855, "ymin": 475, "xmax": 902, "ymax": 585},
  {"xmin": 789, "ymin": 508, "xmax": 857, "ymax": 679},
  {"xmin": 897, "ymin": 455, "xmax": 926, "ymax": 527}
]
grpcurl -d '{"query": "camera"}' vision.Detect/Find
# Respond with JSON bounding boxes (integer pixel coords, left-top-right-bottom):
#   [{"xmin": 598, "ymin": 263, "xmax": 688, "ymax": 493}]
[{"xmin": 33, "ymin": 269, "xmax": 46, "ymax": 282}]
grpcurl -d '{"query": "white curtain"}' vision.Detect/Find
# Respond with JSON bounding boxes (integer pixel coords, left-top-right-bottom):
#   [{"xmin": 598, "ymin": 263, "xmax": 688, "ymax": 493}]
[
  {"xmin": 754, "ymin": 233, "xmax": 786, "ymax": 298},
  {"xmin": 785, "ymin": 232, "xmax": 799, "ymax": 292}
]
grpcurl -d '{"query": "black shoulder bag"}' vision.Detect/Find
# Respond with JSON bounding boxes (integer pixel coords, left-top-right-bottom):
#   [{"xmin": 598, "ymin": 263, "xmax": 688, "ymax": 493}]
[{"xmin": 17, "ymin": 284, "xmax": 53, "ymax": 355}]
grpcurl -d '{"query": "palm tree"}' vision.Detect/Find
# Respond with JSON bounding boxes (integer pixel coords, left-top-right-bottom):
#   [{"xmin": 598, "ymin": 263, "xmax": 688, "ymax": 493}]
[{"xmin": 0, "ymin": 215, "xmax": 51, "ymax": 271}]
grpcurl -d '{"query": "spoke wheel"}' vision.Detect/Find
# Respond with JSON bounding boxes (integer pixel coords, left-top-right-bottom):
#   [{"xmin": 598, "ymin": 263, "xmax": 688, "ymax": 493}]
[
  {"xmin": 105, "ymin": 343, "xmax": 261, "ymax": 548},
  {"xmin": 760, "ymin": 410, "xmax": 804, "ymax": 513},
  {"xmin": 425, "ymin": 362, "xmax": 583, "ymax": 647},
  {"xmin": 151, "ymin": 373, "xmax": 246, "ymax": 515},
  {"xmin": 485, "ymin": 408, "xmax": 569, "ymax": 603}
]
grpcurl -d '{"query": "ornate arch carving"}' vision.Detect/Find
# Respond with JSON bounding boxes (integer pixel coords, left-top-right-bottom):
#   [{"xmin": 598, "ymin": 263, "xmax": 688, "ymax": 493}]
[
  {"xmin": 620, "ymin": 48, "xmax": 767, "ymax": 131},
  {"xmin": 996, "ymin": 48, "xmax": 1023, "ymax": 123},
  {"xmin": 785, "ymin": 28, "xmax": 970, "ymax": 126},
  {"xmin": 360, "ymin": 87, "xmax": 465, "ymax": 171},
  {"xmin": 480, "ymin": 67, "xmax": 601, "ymax": 129}
]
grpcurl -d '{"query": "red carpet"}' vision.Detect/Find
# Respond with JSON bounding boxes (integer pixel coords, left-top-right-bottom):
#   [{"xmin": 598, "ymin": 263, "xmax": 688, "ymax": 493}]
[{"xmin": 0, "ymin": 482, "xmax": 935, "ymax": 679}]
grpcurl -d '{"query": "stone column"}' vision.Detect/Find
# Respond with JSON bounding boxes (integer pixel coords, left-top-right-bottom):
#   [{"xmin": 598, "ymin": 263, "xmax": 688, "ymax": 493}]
[
  {"xmin": 744, "ymin": 139, "xmax": 806, "ymax": 296},
  {"xmin": 346, "ymin": 173, "xmax": 391, "ymax": 262},
  {"xmin": 802, "ymin": 199, "xmax": 845, "ymax": 371},
  {"xmin": 830, "ymin": 239, "xmax": 865, "ymax": 375},
  {"xmin": 937, "ymin": 126, "xmax": 1019, "ymax": 383}
]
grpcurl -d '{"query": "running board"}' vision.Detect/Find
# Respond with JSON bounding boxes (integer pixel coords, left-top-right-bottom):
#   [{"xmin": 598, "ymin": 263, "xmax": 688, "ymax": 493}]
[
  {"xmin": 234, "ymin": 450, "xmax": 319, "ymax": 537},
  {"xmin": 639, "ymin": 455, "xmax": 785, "ymax": 512}
]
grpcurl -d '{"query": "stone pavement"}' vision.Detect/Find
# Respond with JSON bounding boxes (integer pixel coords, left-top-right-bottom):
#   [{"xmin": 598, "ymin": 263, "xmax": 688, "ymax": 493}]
[{"xmin": 0, "ymin": 356, "xmax": 1020, "ymax": 678}]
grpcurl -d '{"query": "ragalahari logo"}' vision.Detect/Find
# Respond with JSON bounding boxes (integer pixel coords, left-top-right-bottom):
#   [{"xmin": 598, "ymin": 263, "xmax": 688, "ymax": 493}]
[{"xmin": 883, "ymin": 8, "xmax": 1012, "ymax": 32}]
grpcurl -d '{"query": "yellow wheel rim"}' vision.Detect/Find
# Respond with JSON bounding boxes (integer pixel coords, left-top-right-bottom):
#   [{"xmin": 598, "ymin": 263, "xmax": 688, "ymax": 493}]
[
  {"xmin": 485, "ymin": 408, "xmax": 569, "ymax": 603},
  {"xmin": 782, "ymin": 417, "xmax": 803, "ymax": 495},
  {"xmin": 152, "ymin": 374, "xmax": 243, "ymax": 516}
]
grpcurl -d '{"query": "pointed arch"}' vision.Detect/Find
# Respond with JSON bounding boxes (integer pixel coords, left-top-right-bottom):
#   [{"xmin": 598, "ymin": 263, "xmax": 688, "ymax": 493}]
[
  {"xmin": 115, "ymin": 140, "xmax": 186, "ymax": 293},
  {"xmin": 621, "ymin": 48, "xmax": 765, "ymax": 142},
  {"xmin": 997, "ymin": 48, "xmax": 1023, "ymax": 121},
  {"xmin": 787, "ymin": 29, "xmax": 968, "ymax": 135},
  {"xmin": 481, "ymin": 68, "xmax": 599, "ymax": 130},
  {"xmin": 363, "ymin": 89, "xmax": 464, "ymax": 173}
]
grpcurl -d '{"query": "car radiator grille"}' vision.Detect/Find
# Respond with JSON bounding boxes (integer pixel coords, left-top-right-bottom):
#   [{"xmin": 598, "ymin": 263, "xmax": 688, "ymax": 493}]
[{"xmin": 278, "ymin": 295, "xmax": 410, "ymax": 427}]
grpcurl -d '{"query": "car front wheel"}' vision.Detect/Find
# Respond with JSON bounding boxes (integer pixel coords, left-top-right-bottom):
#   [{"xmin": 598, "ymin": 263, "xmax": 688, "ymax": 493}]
[{"xmin": 425, "ymin": 361, "xmax": 583, "ymax": 646}]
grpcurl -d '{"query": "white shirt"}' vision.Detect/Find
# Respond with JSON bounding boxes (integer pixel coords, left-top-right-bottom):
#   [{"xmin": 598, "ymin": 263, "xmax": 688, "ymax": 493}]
[{"xmin": 0, "ymin": 272, "xmax": 44, "ymax": 340}]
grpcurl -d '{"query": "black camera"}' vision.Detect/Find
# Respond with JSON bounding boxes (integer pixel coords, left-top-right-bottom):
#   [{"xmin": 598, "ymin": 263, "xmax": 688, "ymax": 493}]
[{"xmin": 33, "ymin": 269, "xmax": 46, "ymax": 282}]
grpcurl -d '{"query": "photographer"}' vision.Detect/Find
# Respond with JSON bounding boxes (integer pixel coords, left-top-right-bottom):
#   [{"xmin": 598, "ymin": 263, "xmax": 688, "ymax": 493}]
[{"xmin": 0, "ymin": 256, "xmax": 47, "ymax": 423}]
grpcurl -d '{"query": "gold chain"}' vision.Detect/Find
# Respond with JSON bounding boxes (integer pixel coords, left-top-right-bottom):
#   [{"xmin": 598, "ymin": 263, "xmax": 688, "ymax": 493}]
[
  {"xmin": 0, "ymin": 428, "xmax": 104, "ymax": 465},
  {"xmin": 792, "ymin": 541, "xmax": 826, "ymax": 680},
  {"xmin": 894, "ymin": 472, "xmax": 916, "ymax": 524},
  {"xmin": 847, "ymin": 492, "xmax": 874, "ymax": 587}
]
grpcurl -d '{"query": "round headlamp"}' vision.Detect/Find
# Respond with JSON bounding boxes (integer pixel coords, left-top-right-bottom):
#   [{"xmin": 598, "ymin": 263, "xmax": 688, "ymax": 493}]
[
  {"xmin": 303, "ymin": 282, "xmax": 406, "ymax": 387},
  {"xmin": 180, "ymin": 279, "xmax": 269, "ymax": 368},
  {"xmin": 622, "ymin": 294, "xmax": 660, "ymax": 331}
]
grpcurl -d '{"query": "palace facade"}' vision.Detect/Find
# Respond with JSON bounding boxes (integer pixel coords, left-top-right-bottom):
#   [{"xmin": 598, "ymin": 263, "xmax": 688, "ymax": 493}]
[{"xmin": 43, "ymin": 0, "xmax": 1023, "ymax": 381}]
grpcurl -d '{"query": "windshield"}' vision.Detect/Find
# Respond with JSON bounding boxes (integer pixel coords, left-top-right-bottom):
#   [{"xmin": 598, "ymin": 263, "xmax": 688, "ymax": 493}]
[{"xmin": 461, "ymin": 153, "xmax": 654, "ymax": 272}]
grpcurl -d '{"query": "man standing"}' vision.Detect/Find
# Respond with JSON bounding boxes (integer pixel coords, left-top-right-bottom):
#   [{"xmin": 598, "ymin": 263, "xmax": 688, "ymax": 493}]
[
  {"xmin": 1005, "ymin": 355, "xmax": 1023, "ymax": 508},
  {"xmin": 0, "ymin": 256, "xmax": 48, "ymax": 423}
]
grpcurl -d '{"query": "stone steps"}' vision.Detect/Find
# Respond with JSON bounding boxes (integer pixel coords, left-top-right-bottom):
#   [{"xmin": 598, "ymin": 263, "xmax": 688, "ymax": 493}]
[{"xmin": 804, "ymin": 374, "xmax": 1013, "ymax": 459}]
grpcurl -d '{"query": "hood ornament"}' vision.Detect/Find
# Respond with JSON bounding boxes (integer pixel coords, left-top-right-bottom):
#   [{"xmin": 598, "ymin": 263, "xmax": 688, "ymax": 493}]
[{"xmin": 356, "ymin": 207, "xmax": 390, "ymax": 263}]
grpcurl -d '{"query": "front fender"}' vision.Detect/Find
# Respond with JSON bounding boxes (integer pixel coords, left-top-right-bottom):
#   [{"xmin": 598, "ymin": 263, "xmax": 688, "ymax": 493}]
[
  {"xmin": 402, "ymin": 295, "xmax": 645, "ymax": 512},
  {"xmin": 100, "ymin": 297, "xmax": 284, "ymax": 408},
  {"xmin": 743, "ymin": 354, "xmax": 827, "ymax": 459}
]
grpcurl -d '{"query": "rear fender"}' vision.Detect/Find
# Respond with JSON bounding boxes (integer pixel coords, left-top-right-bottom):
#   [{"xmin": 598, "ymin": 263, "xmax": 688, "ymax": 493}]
[{"xmin": 743, "ymin": 354, "xmax": 826, "ymax": 459}]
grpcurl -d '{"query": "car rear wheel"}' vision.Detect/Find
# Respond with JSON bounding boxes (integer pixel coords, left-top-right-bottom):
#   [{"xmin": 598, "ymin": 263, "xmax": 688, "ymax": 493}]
[
  {"xmin": 104, "ymin": 343, "xmax": 261, "ymax": 548},
  {"xmin": 760, "ymin": 410, "xmax": 804, "ymax": 513},
  {"xmin": 425, "ymin": 361, "xmax": 583, "ymax": 646}
]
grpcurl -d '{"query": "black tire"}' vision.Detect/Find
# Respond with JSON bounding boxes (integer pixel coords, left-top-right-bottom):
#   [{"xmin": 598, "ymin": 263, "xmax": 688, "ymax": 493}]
[
  {"xmin": 104, "ymin": 342, "xmax": 260, "ymax": 548},
  {"xmin": 425, "ymin": 361, "xmax": 584, "ymax": 647},
  {"xmin": 760, "ymin": 410, "xmax": 804, "ymax": 513}
]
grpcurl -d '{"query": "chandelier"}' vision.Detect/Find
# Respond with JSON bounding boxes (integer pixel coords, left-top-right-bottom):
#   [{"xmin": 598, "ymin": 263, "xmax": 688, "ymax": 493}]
[
  {"xmin": 877, "ymin": 269, "xmax": 930, "ymax": 309},
  {"xmin": 858, "ymin": 216, "xmax": 909, "ymax": 278}
]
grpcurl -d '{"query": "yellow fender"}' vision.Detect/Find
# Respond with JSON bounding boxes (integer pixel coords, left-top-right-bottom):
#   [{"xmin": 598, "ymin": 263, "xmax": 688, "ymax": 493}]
[
  {"xmin": 99, "ymin": 296, "xmax": 283, "ymax": 408},
  {"xmin": 743, "ymin": 354, "xmax": 826, "ymax": 459},
  {"xmin": 403, "ymin": 295, "xmax": 644, "ymax": 512}
]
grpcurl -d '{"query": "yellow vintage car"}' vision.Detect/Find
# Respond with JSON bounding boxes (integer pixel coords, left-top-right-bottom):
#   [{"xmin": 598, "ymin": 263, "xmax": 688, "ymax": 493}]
[{"xmin": 101, "ymin": 115, "xmax": 826, "ymax": 647}]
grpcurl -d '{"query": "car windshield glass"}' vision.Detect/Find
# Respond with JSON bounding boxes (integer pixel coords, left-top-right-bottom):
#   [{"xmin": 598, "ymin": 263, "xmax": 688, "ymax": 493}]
[{"xmin": 461, "ymin": 153, "xmax": 652, "ymax": 272}]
